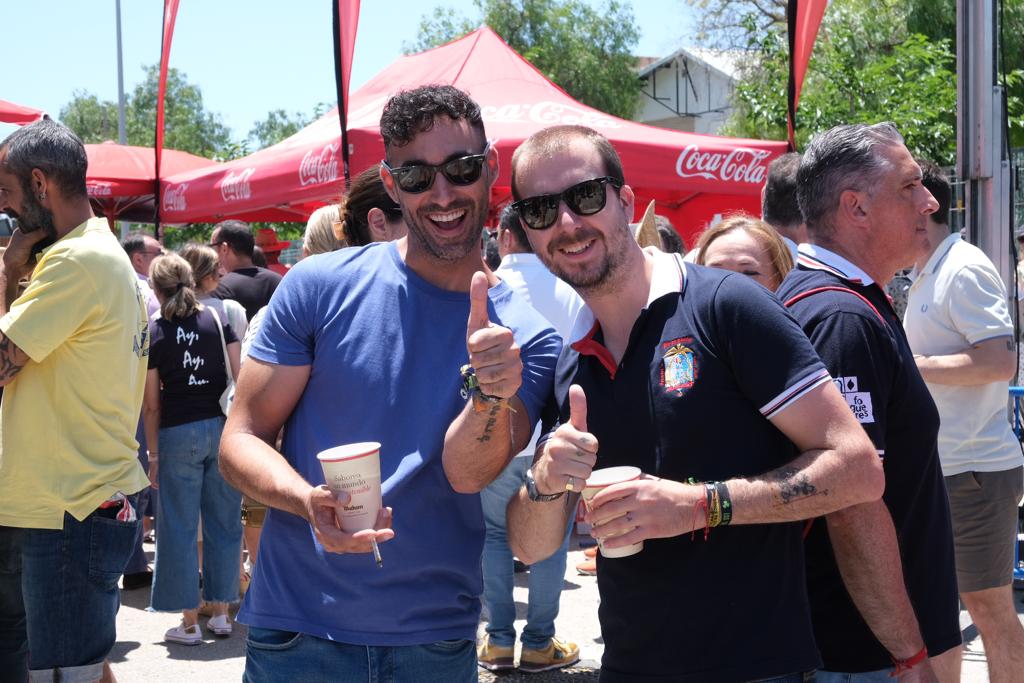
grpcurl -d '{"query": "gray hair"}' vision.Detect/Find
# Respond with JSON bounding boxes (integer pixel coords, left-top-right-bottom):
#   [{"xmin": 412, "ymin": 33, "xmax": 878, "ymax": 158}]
[
  {"xmin": 0, "ymin": 118, "xmax": 88, "ymax": 199},
  {"xmin": 796, "ymin": 123, "xmax": 904, "ymax": 238}
]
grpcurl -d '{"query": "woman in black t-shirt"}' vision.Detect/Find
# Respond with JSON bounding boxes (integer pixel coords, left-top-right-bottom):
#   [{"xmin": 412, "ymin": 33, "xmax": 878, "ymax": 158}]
[{"xmin": 143, "ymin": 253, "xmax": 242, "ymax": 646}]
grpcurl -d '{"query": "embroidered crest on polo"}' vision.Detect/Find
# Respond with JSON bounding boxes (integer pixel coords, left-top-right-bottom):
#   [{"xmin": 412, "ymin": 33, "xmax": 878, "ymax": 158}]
[
  {"xmin": 660, "ymin": 337, "xmax": 697, "ymax": 392},
  {"xmin": 834, "ymin": 376, "xmax": 874, "ymax": 423}
]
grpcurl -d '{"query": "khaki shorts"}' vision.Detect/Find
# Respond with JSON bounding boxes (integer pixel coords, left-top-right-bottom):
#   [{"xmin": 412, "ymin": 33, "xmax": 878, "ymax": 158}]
[{"xmin": 944, "ymin": 466, "xmax": 1024, "ymax": 593}]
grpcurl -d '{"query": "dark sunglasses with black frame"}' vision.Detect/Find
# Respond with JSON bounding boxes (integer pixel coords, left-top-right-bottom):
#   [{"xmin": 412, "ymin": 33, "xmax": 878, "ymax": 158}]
[
  {"xmin": 382, "ymin": 143, "xmax": 492, "ymax": 194},
  {"xmin": 511, "ymin": 176, "xmax": 623, "ymax": 231}
]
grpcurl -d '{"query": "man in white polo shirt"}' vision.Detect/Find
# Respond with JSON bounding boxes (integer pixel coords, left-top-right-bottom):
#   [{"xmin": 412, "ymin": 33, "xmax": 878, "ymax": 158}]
[{"xmin": 905, "ymin": 160, "xmax": 1024, "ymax": 683}]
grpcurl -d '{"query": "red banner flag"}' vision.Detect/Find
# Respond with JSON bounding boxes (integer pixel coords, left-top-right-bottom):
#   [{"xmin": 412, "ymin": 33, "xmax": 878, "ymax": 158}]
[
  {"xmin": 156, "ymin": 0, "xmax": 181, "ymax": 230},
  {"xmin": 333, "ymin": 0, "xmax": 361, "ymax": 186},
  {"xmin": 787, "ymin": 0, "xmax": 828, "ymax": 150}
]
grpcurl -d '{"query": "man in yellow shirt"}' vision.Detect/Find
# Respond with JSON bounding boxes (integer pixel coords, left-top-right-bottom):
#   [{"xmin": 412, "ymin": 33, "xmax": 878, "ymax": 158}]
[{"xmin": 0, "ymin": 119, "xmax": 149, "ymax": 683}]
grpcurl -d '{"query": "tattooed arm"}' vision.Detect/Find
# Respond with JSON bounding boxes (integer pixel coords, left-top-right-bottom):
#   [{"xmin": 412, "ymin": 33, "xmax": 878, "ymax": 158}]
[
  {"xmin": 914, "ymin": 335, "xmax": 1016, "ymax": 385},
  {"xmin": 443, "ymin": 395, "xmax": 532, "ymax": 494},
  {"xmin": 442, "ymin": 272, "xmax": 533, "ymax": 493},
  {"xmin": 586, "ymin": 380, "xmax": 884, "ymax": 550}
]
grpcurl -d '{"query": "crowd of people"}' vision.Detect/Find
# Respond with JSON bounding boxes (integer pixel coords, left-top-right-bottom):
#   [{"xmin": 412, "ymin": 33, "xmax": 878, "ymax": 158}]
[{"xmin": 0, "ymin": 83, "xmax": 1021, "ymax": 683}]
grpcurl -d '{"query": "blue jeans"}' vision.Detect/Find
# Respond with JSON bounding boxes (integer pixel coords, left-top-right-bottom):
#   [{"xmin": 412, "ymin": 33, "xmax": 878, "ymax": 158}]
[
  {"xmin": 815, "ymin": 670, "xmax": 890, "ymax": 682},
  {"xmin": 0, "ymin": 527, "xmax": 27, "ymax": 683},
  {"xmin": 243, "ymin": 628, "xmax": 478, "ymax": 682},
  {"xmin": 481, "ymin": 454, "xmax": 572, "ymax": 650},
  {"xmin": 151, "ymin": 417, "xmax": 242, "ymax": 611},
  {"xmin": 752, "ymin": 673, "xmax": 816, "ymax": 683},
  {"xmin": 16, "ymin": 505, "xmax": 139, "ymax": 683}
]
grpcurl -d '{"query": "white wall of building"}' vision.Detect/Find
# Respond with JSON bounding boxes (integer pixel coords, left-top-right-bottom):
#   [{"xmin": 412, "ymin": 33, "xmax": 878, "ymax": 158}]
[{"xmin": 635, "ymin": 48, "xmax": 737, "ymax": 135}]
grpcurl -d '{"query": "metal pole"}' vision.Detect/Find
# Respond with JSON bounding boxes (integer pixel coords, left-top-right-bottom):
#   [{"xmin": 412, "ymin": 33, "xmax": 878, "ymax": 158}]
[
  {"xmin": 116, "ymin": 0, "xmax": 126, "ymax": 145},
  {"xmin": 957, "ymin": 0, "xmax": 1012, "ymax": 290},
  {"xmin": 115, "ymin": 0, "xmax": 128, "ymax": 238}
]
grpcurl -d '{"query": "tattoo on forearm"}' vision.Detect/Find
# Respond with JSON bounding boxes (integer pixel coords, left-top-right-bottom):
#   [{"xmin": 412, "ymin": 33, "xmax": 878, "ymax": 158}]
[
  {"xmin": 1007, "ymin": 339, "xmax": 1015, "ymax": 352},
  {"xmin": 771, "ymin": 467, "xmax": 827, "ymax": 507},
  {"xmin": 0, "ymin": 335, "xmax": 26, "ymax": 382},
  {"xmin": 476, "ymin": 403, "xmax": 502, "ymax": 443}
]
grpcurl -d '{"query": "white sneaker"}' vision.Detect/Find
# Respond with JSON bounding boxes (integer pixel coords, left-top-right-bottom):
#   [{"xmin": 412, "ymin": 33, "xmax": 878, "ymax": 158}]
[
  {"xmin": 207, "ymin": 614, "xmax": 233, "ymax": 636},
  {"xmin": 165, "ymin": 621, "xmax": 202, "ymax": 645}
]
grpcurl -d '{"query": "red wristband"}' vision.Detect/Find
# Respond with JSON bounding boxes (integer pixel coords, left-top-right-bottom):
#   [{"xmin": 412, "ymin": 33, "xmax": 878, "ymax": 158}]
[{"xmin": 890, "ymin": 646, "xmax": 928, "ymax": 676}]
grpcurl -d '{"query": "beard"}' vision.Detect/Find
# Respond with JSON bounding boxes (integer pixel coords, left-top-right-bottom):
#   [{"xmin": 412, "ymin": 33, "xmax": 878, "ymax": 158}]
[
  {"xmin": 10, "ymin": 180, "xmax": 56, "ymax": 238},
  {"xmin": 537, "ymin": 225, "xmax": 631, "ymax": 294},
  {"xmin": 401, "ymin": 194, "xmax": 489, "ymax": 263}
]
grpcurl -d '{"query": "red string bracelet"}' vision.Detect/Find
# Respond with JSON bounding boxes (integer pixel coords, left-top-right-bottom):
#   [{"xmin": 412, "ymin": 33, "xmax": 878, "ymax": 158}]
[
  {"xmin": 690, "ymin": 496, "xmax": 711, "ymax": 542},
  {"xmin": 890, "ymin": 646, "xmax": 928, "ymax": 677}
]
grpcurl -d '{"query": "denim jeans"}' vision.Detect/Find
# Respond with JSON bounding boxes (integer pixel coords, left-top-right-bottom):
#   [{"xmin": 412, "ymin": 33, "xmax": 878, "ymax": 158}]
[
  {"xmin": 751, "ymin": 672, "xmax": 816, "ymax": 683},
  {"xmin": 17, "ymin": 506, "xmax": 139, "ymax": 683},
  {"xmin": 0, "ymin": 527, "xmax": 27, "ymax": 683},
  {"xmin": 243, "ymin": 628, "xmax": 478, "ymax": 683},
  {"xmin": 481, "ymin": 454, "xmax": 573, "ymax": 650},
  {"xmin": 151, "ymin": 416, "xmax": 242, "ymax": 611}
]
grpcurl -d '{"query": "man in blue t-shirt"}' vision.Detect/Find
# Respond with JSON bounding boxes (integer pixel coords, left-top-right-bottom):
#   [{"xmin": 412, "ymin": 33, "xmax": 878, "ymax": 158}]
[
  {"xmin": 219, "ymin": 85, "xmax": 560, "ymax": 681},
  {"xmin": 776, "ymin": 123, "xmax": 961, "ymax": 682},
  {"xmin": 505, "ymin": 125, "xmax": 885, "ymax": 683}
]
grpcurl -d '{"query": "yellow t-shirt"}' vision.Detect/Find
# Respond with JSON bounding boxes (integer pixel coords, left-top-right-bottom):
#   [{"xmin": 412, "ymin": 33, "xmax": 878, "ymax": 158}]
[{"xmin": 0, "ymin": 217, "xmax": 150, "ymax": 529}]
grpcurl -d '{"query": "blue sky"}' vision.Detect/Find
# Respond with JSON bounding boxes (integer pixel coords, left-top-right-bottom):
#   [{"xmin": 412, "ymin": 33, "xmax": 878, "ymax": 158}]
[{"xmin": 1, "ymin": 1, "xmax": 693, "ymax": 144}]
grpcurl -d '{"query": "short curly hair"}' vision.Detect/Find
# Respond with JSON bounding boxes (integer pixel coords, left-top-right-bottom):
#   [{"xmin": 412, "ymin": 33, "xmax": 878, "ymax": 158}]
[{"xmin": 379, "ymin": 85, "xmax": 485, "ymax": 155}]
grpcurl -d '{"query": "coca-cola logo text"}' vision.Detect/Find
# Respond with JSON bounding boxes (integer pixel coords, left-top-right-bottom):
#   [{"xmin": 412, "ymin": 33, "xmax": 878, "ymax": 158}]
[
  {"xmin": 220, "ymin": 168, "xmax": 255, "ymax": 202},
  {"xmin": 480, "ymin": 101, "xmax": 622, "ymax": 129},
  {"xmin": 675, "ymin": 145, "xmax": 771, "ymax": 184},
  {"xmin": 87, "ymin": 182, "xmax": 112, "ymax": 198},
  {"xmin": 299, "ymin": 144, "xmax": 339, "ymax": 187},
  {"xmin": 163, "ymin": 183, "xmax": 188, "ymax": 212}
]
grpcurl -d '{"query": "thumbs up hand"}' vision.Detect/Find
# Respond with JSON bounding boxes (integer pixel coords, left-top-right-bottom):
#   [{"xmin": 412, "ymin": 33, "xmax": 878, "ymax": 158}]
[
  {"xmin": 533, "ymin": 384, "xmax": 599, "ymax": 496},
  {"xmin": 466, "ymin": 271, "xmax": 522, "ymax": 401}
]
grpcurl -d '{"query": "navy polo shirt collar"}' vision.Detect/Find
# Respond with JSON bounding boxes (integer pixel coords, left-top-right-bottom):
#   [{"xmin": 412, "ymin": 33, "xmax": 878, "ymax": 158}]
[
  {"xmin": 796, "ymin": 243, "xmax": 875, "ymax": 286},
  {"xmin": 569, "ymin": 249, "xmax": 686, "ymax": 378}
]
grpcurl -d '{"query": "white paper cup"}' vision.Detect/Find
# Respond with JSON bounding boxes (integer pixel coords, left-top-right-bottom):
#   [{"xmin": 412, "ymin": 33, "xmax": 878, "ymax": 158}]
[
  {"xmin": 581, "ymin": 466, "xmax": 643, "ymax": 559},
  {"xmin": 317, "ymin": 442, "xmax": 382, "ymax": 533}
]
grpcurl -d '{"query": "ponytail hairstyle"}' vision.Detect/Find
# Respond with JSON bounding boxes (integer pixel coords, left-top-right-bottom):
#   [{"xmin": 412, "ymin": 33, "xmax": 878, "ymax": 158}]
[
  {"xmin": 149, "ymin": 253, "xmax": 199, "ymax": 321},
  {"xmin": 339, "ymin": 164, "xmax": 403, "ymax": 247}
]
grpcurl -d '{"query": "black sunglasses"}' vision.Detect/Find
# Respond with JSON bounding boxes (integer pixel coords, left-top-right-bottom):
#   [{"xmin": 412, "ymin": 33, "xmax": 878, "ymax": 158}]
[
  {"xmin": 511, "ymin": 176, "xmax": 622, "ymax": 230},
  {"xmin": 382, "ymin": 144, "xmax": 491, "ymax": 194}
]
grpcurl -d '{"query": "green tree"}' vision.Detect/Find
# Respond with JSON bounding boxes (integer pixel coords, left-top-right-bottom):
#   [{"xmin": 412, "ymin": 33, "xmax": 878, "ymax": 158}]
[
  {"xmin": 406, "ymin": 0, "xmax": 643, "ymax": 119},
  {"xmin": 698, "ymin": 0, "xmax": 1023, "ymax": 149},
  {"xmin": 58, "ymin": 92, "xmax": 121, "ymax": 143},
  {"xmin": 127, "ymin": 65, "xmax": 235, "ymax": 159},
  {"xmin": 59, "ymin": 64, "xmax": 235, "ymax": 158},
  {"xmin": 248, "ymin": 109, "xmax": 311, "ymax": 150}
]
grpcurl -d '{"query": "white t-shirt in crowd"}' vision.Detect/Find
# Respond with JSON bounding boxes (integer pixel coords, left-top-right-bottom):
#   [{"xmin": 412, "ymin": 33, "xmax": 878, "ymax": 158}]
[
  {"xmin": 199, "ymin": 295, "xmax": 248, "ymax": 343},
  {"xmin": 905, "ymin": 232, "xmax": 1024, "ymax": 476},
  {"xmin": 496, "ymin": 252, "xmax": 584, "ymax": 457}
]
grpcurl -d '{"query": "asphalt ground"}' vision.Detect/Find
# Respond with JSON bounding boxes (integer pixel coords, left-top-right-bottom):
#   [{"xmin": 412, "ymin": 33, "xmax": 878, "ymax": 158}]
[{"xmin": 107, "ymin": 538, "xmax": 1022, "ymax": 682}]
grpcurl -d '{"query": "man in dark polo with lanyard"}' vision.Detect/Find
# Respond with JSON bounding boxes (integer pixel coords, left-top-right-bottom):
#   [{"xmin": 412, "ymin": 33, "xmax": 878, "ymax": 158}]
[
  {"xmin": 777, "ymin": 123, "xmax": 961, "ymax": 682},
  {"xmin": 505, "ymin": 124, "xmax": 886, "ymax": 682}
]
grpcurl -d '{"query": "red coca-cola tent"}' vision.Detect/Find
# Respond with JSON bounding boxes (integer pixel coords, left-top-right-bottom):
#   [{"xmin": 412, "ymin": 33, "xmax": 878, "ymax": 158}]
[
  {"xmin": 86, "ymin": 142, "xmax": 219, "ymax": 224},
  {"xmin": 161, "ymin": 27, "xmax": 787, "ymax": 242},
  {"xmin": 0, "ymin": 99, "xmax": 45, "ymax": 126}
]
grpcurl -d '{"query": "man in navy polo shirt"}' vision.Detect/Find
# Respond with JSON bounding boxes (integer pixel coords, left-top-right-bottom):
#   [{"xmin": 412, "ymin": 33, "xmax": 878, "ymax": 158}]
[
  {"xmin": 219, "ymin": 85, "xmax": 560, "ymax": 681},
  {"xmin": 776, "ymin": 123, "xmax": 961, "ymax": 682},
  {"xmin": 505, "ymin": 124, "xmax": 885, "ymax": 683}
]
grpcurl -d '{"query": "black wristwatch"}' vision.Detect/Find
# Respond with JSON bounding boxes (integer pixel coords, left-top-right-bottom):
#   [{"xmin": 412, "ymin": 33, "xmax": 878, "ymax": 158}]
[{"xmin": 525, "ymin": 467, "xmax": 565, "ymax": 502}]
